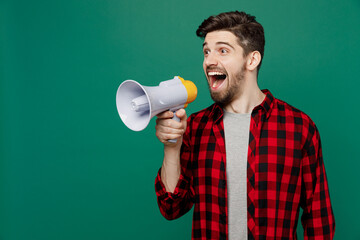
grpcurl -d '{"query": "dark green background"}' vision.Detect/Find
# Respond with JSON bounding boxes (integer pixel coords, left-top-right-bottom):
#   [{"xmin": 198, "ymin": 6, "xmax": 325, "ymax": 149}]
[{"xmin": 1, "ymin": 0, "xmax": 359, "ymax": 239}]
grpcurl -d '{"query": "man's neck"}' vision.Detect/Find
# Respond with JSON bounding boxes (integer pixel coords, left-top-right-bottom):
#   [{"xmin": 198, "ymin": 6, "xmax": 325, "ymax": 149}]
[{"xmin": 223, "ymin": 76, "xmax": 266, "ymax": 114}]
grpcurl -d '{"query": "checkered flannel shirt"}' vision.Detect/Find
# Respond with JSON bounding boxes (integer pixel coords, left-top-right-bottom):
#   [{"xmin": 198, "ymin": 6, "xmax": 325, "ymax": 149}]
[{"xmin": 155, "ymin": 89, "xmax": 335, "ymax": 239}]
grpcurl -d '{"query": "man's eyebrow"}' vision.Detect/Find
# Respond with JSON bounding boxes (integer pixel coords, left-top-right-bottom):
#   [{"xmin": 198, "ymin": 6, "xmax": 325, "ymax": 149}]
[{"xmin": 202, "ymin": 41, "xmax": 235, "ymax": 50}]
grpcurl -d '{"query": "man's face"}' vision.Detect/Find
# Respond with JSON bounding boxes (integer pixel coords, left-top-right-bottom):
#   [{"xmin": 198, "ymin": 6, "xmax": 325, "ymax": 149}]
[{"xmin": 202, "ymin": 30, "xmax": 247, "ymax": 105}]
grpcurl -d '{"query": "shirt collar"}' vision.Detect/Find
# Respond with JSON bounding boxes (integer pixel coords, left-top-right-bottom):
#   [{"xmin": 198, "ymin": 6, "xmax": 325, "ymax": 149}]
[{"xmin": 210, "ymin": 89, "xmax": 275, "ymax": 123}]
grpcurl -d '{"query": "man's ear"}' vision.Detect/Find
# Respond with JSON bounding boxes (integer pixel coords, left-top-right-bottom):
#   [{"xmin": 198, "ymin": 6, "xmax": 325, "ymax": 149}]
[{"xmin": 246, "ymin": 51, "xmax": 261, "ymax": 71}]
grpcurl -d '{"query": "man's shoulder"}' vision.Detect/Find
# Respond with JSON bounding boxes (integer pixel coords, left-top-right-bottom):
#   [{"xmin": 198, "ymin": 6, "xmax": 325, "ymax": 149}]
[
  {"xmin": 187, "ymin": 104, "xmax": 216, "ymax": 121},
  {"xmin": 273, "ymin": 96, "xmax": 317, "ymax": 130}
]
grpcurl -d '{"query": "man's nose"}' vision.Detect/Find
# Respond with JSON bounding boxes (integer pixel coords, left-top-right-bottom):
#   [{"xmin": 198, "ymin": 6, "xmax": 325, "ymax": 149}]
[{"xmin": 204, "ymin": 52, "xmax": 218, "ymax": 66}]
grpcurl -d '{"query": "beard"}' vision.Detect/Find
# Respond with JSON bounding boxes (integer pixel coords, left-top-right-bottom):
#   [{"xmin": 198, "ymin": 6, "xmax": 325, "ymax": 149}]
[{"xmin": 208, "ymin": 63, "xmax": 246, "ymax": 106}]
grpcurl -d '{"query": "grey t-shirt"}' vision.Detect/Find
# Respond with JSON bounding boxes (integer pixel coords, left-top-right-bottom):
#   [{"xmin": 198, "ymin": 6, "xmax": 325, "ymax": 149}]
[{"xmin": 223, "ymin": 110, "xmax": 251, "ymax": 240}]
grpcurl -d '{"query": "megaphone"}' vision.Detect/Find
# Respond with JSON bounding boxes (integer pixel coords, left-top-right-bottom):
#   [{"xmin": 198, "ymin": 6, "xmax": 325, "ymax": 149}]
[{"xmin": 116, "ymin": 76, "xmax": 197, "ymax": 141}]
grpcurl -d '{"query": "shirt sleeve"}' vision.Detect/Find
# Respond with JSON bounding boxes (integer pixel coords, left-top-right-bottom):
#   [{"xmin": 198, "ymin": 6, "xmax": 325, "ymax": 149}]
[
  {"xmin": 300, "ymin": 123, "xmax": 335, "ymax": 239},
  {"xmin": 154, "ymin": 115, "xmax": 195, "ymax": 220}
]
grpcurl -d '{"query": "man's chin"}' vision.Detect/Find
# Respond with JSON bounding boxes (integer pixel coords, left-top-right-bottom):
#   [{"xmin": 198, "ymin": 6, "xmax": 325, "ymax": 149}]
[
  {"xmin": 210, "ymin": 83, "xmax": 240, "ymax": 106},
  {"xmin": 210, "ymin": 92, "xmax": 230, "ymax": 105}
]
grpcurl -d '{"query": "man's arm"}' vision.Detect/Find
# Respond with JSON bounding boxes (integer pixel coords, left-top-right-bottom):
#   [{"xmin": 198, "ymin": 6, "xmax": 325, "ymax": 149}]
[
  {"xmin": 155, "ymin": 109, "xmax": 187, "ymax": 193},
  {"xmin": 300, "ymin": 123, "xmax": 335, "ymax": 239},
  {"xmin": 154, "ymin": 109, "xmax": 194, "ymax": 220}
]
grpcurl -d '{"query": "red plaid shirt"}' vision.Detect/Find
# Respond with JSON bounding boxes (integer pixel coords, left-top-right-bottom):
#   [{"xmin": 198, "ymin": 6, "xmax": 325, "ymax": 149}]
[{"xmin": 155, "ymin": 89, "xmax": 335, "ymax": 239}]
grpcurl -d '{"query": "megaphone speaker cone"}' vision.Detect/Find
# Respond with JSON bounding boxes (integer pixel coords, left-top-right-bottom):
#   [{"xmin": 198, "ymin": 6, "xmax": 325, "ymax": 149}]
[
  {"xmin": 116, "ymin": 80, "xmax": 152, "ymax": 131},
  {"xmin": 116, "ymin": 76, "xmax": 196, "ymax": 136}
]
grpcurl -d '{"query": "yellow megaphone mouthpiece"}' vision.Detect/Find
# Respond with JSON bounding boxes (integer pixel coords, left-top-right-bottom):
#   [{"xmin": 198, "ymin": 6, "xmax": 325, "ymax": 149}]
[{"xmin": 177, "ymin": 76, "xmax": 198, "ymax": 108}]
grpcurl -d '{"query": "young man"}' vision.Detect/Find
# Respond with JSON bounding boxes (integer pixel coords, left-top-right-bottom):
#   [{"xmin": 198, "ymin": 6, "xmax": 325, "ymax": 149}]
[{"xmin": 155, "ymin": 11, "xmax": 335, "ymax": 240}]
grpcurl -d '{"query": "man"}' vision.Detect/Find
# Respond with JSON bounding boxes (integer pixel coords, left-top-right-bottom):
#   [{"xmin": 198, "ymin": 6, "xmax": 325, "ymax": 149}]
[{"xmin": 154, "ymin": 11, "xmax": 335, "ymax": 240}]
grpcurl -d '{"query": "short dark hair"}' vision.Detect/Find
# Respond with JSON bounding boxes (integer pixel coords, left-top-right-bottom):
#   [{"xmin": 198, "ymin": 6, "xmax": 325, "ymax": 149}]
[{"xmin": 196, "ymin": 11, "xmax": 265, "ymax": 71}]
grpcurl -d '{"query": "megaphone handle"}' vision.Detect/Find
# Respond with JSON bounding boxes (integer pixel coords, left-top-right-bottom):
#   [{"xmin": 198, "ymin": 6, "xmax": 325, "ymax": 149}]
[{"xmin": 168, "ymin": 111, "xmax": 180, "ymax": 143}]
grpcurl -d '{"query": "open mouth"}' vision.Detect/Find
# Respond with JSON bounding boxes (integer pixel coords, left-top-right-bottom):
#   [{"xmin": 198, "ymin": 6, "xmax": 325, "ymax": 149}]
[{"xmin": 208, "ymin": 71, "xmax": 227, "ymax": 90}]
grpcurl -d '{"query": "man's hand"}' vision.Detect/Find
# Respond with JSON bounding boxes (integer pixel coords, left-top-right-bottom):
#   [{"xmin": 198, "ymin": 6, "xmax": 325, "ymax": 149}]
[
  {"xmin": 155, "ymin": 109, "xmax": 187, "ymax": 148},
  {"xmin": 155, "ymin": 109, "xmax": 187, "ymax": 193}
]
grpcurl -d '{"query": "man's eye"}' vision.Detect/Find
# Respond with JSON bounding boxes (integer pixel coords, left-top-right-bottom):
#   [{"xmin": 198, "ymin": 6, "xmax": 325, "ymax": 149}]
[
  {"xmin": 204, "ymin": 50, "xmax": 210, "ymax": 55},
  {"xmin": 220, "ymin": 49, "xmax": 228, "ymax": 54}
]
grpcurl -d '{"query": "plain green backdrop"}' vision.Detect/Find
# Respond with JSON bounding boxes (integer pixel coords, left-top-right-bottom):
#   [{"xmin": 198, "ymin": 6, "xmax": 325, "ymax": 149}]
[{"xmin": 1, "ymin": 0, "xmax": 359, "ymax": 239}]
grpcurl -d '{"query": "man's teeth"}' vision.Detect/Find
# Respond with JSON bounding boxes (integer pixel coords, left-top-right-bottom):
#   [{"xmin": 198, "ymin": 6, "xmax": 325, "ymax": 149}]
[{"xmin": 208, "ymin": 72, "xmax": 225, "ymax": 76}]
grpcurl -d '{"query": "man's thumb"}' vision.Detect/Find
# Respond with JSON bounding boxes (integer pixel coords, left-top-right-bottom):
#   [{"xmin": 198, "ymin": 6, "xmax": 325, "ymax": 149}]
[{"xmin": 176, "ymin": 109, "xmax": 186, "ymax": 119}]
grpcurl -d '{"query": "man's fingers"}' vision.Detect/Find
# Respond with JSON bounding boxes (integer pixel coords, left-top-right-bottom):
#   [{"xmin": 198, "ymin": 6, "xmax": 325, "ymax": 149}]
[
  {"xmin": 160, "ymin": 133, "xmax": 182, "ymax": 142},
  {"xmin": 157, "ymin": 109, "xmax": 187, "ymax": 121},
  {"xmin": 155, "ymin": 126, "xmax": 183, "ymax": 142},
  {"xmin": 156, "ymin": 111, "xmax": 173, "ymax": 119},
  {"xmin": 155, "ymin": 125, "xmax": 185, "ymax": 134},
  {"xmin": 155, "ymin": 109, "xmax": 187, "ymax": 145},
  {"xmin": 156, "ymin": 118, "xmax": 182, "ymax": 129}
]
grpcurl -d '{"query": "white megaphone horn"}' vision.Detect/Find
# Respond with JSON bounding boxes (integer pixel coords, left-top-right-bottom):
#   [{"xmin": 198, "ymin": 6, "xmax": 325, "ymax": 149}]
[{"xmin": 116, "ymin": 76, "xmax": 197, "ymax": 142}]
